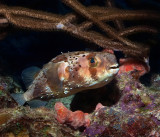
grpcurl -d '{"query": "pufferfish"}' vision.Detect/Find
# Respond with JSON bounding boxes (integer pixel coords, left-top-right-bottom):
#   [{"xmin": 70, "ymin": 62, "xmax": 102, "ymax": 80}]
[{"xmin": 12, "ymin": 51, "xmax": 119, "ymax": 105}]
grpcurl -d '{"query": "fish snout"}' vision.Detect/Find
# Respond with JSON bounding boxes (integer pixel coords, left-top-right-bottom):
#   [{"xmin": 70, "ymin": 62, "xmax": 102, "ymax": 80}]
[{"xmin": 108, "ymin": 64, "xmax": 119, "ymax": 74}]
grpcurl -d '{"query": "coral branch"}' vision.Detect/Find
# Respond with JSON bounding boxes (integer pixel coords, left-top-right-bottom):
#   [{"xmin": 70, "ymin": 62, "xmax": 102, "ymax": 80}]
[
  {"xmin": 5, "ymin": 13, "xmax": 58, "ymax": 30},
  {"xmin": 0, "ymin": 17, "xmax": 8, "ymax": 24},
  {"xmin": 61, "ymin": 0, "xmax": 148, "ymax": 52},
  {"xmin": 118, "ymin": 26, "xmax": 158, "ymax": 37},
  {"xmin": 89, "ymin": 7, "xmax": 160, "ymax": 21},
  {"xmin": 106, "ymin": 0, "xmax": 124, "ymax": 31},
  {"xmin": 0, "ymin": 0, "xmax": 159, "ymax": 57},
  {"xmin": 0, "ymin": 5, "xmax": 62, "ymax": 22}
]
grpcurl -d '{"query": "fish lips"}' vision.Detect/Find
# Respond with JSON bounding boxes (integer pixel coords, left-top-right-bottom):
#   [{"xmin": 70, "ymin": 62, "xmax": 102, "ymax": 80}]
[{"xmin": 109, "ymin": 64, "xmax": 119, "ymax": 74}]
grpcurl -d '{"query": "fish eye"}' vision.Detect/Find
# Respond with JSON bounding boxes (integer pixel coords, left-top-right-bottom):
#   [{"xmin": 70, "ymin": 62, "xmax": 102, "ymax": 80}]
[
  {"xmin": 90, "ymin": 58, "xmax": 95, "ymax": 63},
  {"xmin": 89, "ymin": 57, "xmax": 98, "ymax": 67}
]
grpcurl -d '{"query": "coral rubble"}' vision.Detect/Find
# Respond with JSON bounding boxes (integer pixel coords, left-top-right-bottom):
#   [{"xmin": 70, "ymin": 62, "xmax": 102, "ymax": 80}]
[
  {"xmin": 0, "ymin": 76, "xmax": 23, "ymax": 109},
  {"xmin": 0, "ymin": 107, "xmax": 80, "ymax": 137}
]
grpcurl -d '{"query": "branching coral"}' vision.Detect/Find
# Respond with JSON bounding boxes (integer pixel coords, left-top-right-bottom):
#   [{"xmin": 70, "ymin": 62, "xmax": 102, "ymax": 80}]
[
  {"xmin": 0, "ymin": 0, "xmax": 159, "ymax": 57},
  {"xmin": 0, "ymin": 17, "xmax": 8, "ymax": 24}
]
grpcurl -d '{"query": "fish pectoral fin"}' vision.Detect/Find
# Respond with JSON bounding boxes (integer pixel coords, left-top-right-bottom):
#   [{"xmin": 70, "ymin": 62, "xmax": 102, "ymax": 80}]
[
  {"xmin": 21, "ymin": 66, "xmax": 41, "ymax": 88},
  {"xmin": 11, "ymin": 93, "xmax": 26, "ymax": 106}
]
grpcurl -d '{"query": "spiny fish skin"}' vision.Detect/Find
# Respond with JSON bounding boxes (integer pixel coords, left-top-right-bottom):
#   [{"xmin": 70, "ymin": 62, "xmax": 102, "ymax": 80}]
[{"xmin": 23, "ymin": 51, "xmax": 119, "ymax": 101}]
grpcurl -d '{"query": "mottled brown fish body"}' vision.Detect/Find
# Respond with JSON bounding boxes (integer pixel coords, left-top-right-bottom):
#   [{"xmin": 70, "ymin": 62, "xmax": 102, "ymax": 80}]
[{"xmin": 23, "ymin": 51, "xmax": 119, "ymax": 101}]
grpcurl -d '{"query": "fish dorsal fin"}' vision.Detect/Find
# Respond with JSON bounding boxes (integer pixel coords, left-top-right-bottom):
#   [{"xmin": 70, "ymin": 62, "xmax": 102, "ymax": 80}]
[{"xmin": 21, "ymin": 66, "xmax": 41, "ymax": 88}]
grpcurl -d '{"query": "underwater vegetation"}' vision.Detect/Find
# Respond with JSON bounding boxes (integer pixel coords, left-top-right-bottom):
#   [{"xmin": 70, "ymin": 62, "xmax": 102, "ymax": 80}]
[{"xmin": 0, "ymin": 0, "xmax": 159, "ymax": 136}]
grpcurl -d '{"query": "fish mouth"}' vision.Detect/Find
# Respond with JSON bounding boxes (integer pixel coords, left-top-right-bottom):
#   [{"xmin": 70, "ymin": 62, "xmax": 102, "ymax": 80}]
[
  {"xmin": 109, "ymin": 64, "xmax": 119, "ymax": 69},
  {"xmin": 109, "ymin": 64, "xmax": 119, "ymax": 74}
]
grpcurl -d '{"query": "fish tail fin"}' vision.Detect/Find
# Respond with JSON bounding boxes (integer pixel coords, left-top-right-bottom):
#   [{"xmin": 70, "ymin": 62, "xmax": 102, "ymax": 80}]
[{"xmin": 11, "ymin": 93, "xmax": 26, "ymax": 106}]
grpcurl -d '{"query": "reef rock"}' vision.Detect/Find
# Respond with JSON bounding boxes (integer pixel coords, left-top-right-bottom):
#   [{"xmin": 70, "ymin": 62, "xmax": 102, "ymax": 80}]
[
  {"xmin": 83, "ymin": 72, "xmax": 160, "ymax": 137},
  {"xmin": 0, "ymin": 72, "xmax": 159, "ymax": 136}
]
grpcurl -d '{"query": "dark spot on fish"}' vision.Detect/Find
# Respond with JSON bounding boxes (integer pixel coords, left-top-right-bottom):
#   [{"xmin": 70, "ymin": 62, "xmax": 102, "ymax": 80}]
[
  {"xmin": 75, "ymin": 58, "xmax": 78, "ymax": 60},
  {"xmin": 79, "ymin": 64, "xmax": 81, "ymax": 67},
  {"xmin": 82, "ymin": 55, "xmax": 85, "ymax": 57},
  {"xmin": 68, "ymin": 63, "xmax": 84, "ymax": 85}
]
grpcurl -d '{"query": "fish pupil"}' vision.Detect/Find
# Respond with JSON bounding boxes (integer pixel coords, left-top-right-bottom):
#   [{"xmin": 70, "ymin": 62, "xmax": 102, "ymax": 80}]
[{"xmin": 90, "ymin": 58, "xmax": 95, "ymax": 63}]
